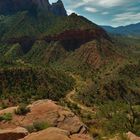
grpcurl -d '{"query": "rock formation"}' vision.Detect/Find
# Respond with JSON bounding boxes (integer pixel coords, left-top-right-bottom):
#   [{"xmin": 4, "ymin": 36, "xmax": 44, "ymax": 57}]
[
  {"xmin": 0, "ymin": 127, "xmax": 28, "ymax": 140},
  {"xmin": 51, "ymin": 0, "xmax": 67, "ymax": 16},
  {"xmin": 20, "ymin": 127, "xmax": 93, "ymax": 140},
  {"xmin": 0, "ymin": 100, "xmax": 93, "ymax": 140},
  {"xmin": 126, "ymin": 132, "xmax": 140, "ymax": 140},
  {"xmin": 0, "ymin": 0, "xmax": 67, "ymax": 16}
]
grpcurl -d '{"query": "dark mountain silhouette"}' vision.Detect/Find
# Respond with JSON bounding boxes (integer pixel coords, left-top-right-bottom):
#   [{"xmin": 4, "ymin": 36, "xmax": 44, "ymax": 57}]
[{"xmin": 0, "ymin": 0, "xmax": 67, "ymax": 16}]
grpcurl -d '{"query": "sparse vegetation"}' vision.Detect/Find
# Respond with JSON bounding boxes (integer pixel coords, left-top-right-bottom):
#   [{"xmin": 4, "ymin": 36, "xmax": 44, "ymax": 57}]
[
  {"xmin": 0, "ymin": 113, "xmax": 12, "ymax": 122},
  {"xmin": 25, "ymin": 121, "xmax": 50, "ymax": 133},
  {"xmin": 15, "ymin": 104, "xmax": 30, "ymax": 115}
]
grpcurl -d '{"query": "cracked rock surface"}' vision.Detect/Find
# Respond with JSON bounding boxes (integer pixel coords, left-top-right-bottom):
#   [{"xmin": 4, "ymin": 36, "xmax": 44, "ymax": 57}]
[{"xmin": 0, "ymin": 100, "xmax": 93, "ymax": 140}]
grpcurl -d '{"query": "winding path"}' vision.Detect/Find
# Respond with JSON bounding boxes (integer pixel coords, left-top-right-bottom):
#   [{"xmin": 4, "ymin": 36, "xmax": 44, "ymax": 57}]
[{"xmin": 66, "ymin": 89, "xmax": 94, "ymax": 113}]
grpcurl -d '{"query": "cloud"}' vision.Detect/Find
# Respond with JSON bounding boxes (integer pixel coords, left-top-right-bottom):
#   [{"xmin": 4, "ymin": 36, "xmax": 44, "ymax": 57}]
[
  {"xmin": 63, "ymin": 0, "xmax": 133, "ymax": 10},
  {"xmin": 67, "ymin": 9, "xmax": 75, "ymax": 15},
  {"xmin": 49, "ymin": 0, "xmax": 140, "ymax": 26},
  {"xmin": 84, "ymin": 7, "xmax": 98, "ymax": 13},
  {"xmin": 102, "ymin": 12, "xmax": 109, "ymax": 15},
  {"xmin": 112, "ymin": 12, "xmax": 140, "ymax": 26},
  {"xmin": 97, "ymin": 0, "xmax": 127, "ymax": 8}
]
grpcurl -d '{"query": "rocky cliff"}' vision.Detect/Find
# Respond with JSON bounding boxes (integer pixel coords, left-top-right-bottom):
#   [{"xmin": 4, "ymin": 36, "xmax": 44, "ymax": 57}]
[
  {"xmin": 0, "ymin": 0, "xmax": 67, "ymax": 16},
  {"xmin": 51, "ymin": 0, "xmax": 67, "ymax": 16}
]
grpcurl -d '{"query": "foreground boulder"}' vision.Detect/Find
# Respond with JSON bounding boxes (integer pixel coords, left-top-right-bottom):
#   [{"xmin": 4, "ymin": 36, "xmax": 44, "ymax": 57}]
[
  {"xmin": 20, "ymin": 127, "xmax": 93, "ymax": 140},
  {"xmin": 0, "ymin": 100, "xmax": 91, "ymax": 140},
  {"xmin": 0, "ymin": 100, "xmax": 87, "ymax": 134},
  {"xmin": 0, "ymin": 127, "xmax": 28, "ymax": 140},
  {"xmin": 126, "ymin": 132, "xmax": 140, "ymax": 140}
]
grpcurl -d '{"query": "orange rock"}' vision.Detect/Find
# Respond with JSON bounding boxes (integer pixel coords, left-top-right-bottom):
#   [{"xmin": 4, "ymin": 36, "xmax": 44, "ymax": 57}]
[
  {"xmin": 0, "ymin": 127, "xmax": 28, "ymax": 140},
  {"xmin": 0, "ymin": 100, "xmax": 87, "ymax": 134},
  {"xmin": 126, "ymin": 132, "xmax": 140, "ymax": 140},
  {"xmin": 20, "ymin": 127, "xmax": 93, "ymax": 140}
]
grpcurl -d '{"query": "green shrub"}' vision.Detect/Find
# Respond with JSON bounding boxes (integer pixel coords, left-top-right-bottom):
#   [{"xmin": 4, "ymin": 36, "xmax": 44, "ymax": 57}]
[
  {"xmin": 0, "ymin": 102, "xmax": 8, "ymax": 109},
  {"xmin": 33, "ymin": 121, "xmax": 50, "ymax": 131},
  {"xmin": 25, "ymin": 125, "xmax": 35, "ymax": 133},
  {"xmin": 25, "ymin": 121, "xmax": 50, "ymax": 133},
  {"xmin": 0, "ymin": 113, "xmax": 12, "ymax": 121},
  {"xmin": 15, "ymin": 104, "xmax": 30, "ymax": 115}
]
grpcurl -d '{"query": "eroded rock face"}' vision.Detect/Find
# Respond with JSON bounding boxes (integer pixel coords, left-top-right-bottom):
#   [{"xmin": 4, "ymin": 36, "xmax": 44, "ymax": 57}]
[
  {"xmin": 72, "ymin": 39, "xmax": 119, "ymax": 69},
  {"xmin": 0, "ymin": 127, "xmax": 28, "ymax": 140},
  {"xmin": 44, "ymin": 29, "xmax": 109, "ymax": 51},
  {"xmin": 0, "ymin": 100, "xmax": 87, "ymax": 134},
  {"xmin": 20, "ymin": 127, "xmax": 93, "ymax": 140}
]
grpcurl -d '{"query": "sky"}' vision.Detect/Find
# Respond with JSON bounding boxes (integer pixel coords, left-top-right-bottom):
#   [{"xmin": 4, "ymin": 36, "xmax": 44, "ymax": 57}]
[{"xmin": 50, "ymin": 0, "xmax": 140, "ymax": 27}]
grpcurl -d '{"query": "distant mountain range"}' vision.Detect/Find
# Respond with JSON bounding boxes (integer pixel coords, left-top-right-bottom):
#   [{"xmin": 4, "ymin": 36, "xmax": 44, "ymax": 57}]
[{"xmin": 102, "ymin": 23, "xmax": 140, "ymax": 36}]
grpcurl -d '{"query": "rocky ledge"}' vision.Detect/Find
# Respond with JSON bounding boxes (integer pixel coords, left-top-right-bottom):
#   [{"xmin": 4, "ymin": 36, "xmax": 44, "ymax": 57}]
[{"xmin": 0, "ymin": 100, "xmax": 93, "ymax": 140}]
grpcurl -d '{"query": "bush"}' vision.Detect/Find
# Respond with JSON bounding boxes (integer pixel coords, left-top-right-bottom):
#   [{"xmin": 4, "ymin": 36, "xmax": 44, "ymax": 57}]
[
  {"xmin": 25, "ymin": 125, "xmax": 35, "ymax": 133},
  {"xmin": 33, "ymin": 121, "xmax": 50, "ymax": 131},
  {"xmin": 15, "ymin": 104, "xmax": 30, "ymax": 115},
  {"xmin": 0, "ymin": 113, "xmax": 12, "ymax": 121},
  {"xmin": 0, "ymin": 102, "xmax": 8, "ymax": 109},
  {"xmin": 25, "ymin": 121, "xmax": 50, "ymax": 133}
]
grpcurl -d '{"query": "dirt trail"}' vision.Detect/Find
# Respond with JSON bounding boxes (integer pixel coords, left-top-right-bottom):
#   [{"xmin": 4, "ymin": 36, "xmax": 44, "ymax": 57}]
[{"xmin": 66, "ymin": 89, "xmax": 94, "ymax": 113}]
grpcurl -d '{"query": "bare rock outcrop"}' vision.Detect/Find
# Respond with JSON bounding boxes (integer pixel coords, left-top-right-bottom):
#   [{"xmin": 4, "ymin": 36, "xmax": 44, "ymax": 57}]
[
  {"xmin": 126, "ymin": 132, "xmax": 140, "ymax": 140},
  {"xmin": 20, "ymin": 127, "xmax": 93, "ymax": 140},
  {"xmin": 0, "ymin": 100, "xmax": 87, "ymax": 134},
  {"xmin": 0, "ymin": 127, "xmax": 28, "ymax": 140}
]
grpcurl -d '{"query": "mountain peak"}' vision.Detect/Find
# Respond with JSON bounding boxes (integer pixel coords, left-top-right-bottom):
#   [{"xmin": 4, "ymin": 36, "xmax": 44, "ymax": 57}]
[
  {"xmin": 0, "ymin": 0, "xmax": 67, "ymax": 16},
  {"xmin": 51, "ymin": 0, "xmax": 67, "ymax": 16}
]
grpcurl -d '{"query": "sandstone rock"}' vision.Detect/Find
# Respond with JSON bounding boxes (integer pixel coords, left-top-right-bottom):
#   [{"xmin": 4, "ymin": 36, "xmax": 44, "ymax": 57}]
[
  {"xmin": 20, "ymin": 127, "xmax": 93, "ymax": 140},
  {"xmin": 0, "ymin": 107, "xmax": 17, "ymax": 115},
  {"xmin": 20, "ymin": 127, "xmax": 70, "ymax": 140},
  {"xmin": 71, "ymin": 134, "xmax": 93, "ymax": 140},
  {"xmin": 0, "ymin": 100, "xmax": 87, "ymax": 135},
  {"xmin": 0, "ymin": 127, "xmax": 28, "ymax": 140},
  {"xmin": 126, "ymin": 132, "xmax": 140, "ymax": 140}
]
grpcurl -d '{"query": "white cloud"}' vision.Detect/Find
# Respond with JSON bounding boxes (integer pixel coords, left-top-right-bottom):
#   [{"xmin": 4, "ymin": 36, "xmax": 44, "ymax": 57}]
[
  {"xmin": 63, "ymin": 0, "xmax": 86, "ymax": 9},
  {"xmin": 112, "ymin": 12, "xmax": 140, "ymax": 26},
  {"xmin": 63, "ymin": 0, "xmax": 134, "ymax": 10},
  {"xmin": 52, "ymin": 0, "xmax": 140, "ymax": 26},
  {"xmin": 67, "ymin": 9, "xmax": 75, "ymax": 15},
  {"xmin": 98, "ymin": 0, "xmax": 126, "ymax": 8},
  {"xmin": 84, "ymin": 7, "xmax": 98, "ymax": 13}
]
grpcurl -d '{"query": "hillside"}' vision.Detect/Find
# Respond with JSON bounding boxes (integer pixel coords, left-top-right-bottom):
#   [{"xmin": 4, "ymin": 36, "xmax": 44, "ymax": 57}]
[
  {"xmin": 0, "ymin": 8, "xmax": 116, "ymax": 71},
  {"xmin": 0, "ymin": 67, "xmax": 75, "ymax": 106},
  {"xmin": 0, "ymin": 12, "xmax": 107, "ymax": 41}
]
